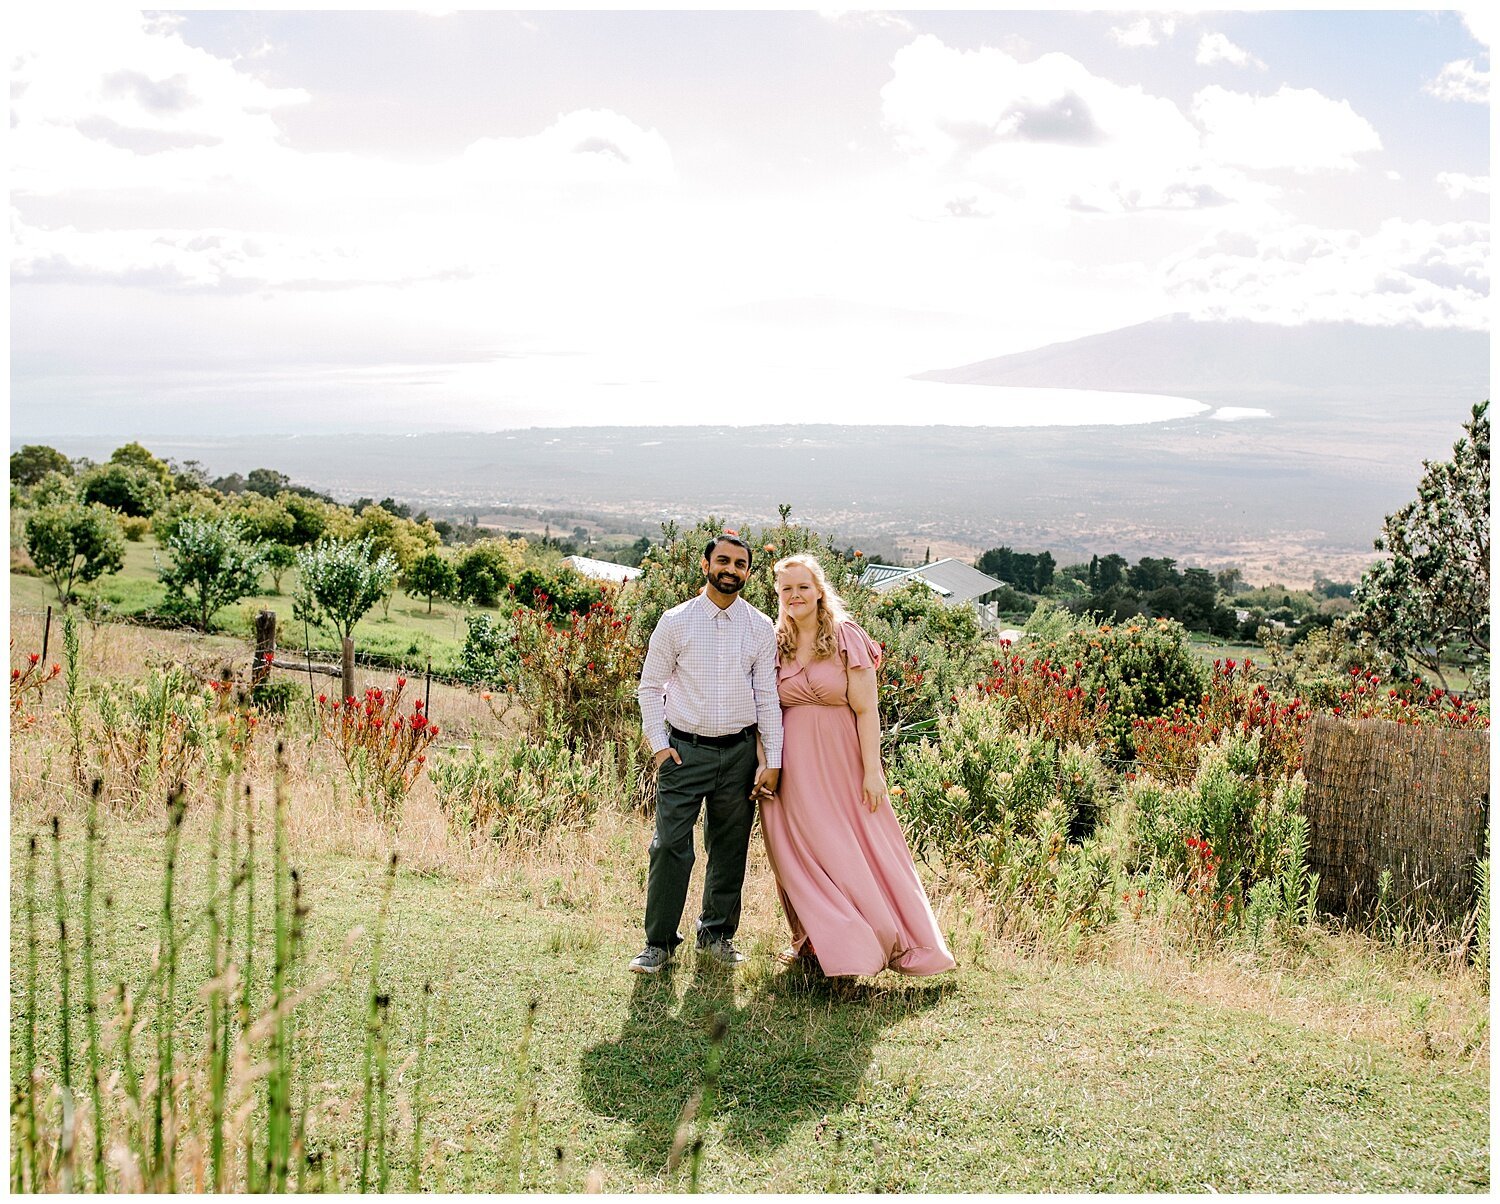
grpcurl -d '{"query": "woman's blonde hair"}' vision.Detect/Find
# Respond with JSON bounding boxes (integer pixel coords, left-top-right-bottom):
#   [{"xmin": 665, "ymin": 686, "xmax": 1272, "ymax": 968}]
[{"xmin": 773, "ymin": 553, "xmax": 850, "ymax": 661}]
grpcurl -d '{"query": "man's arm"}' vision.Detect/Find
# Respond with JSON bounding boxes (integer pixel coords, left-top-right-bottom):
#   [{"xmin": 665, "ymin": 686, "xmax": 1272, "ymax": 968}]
[
  {"xmin": 637, "ymin": 616, "xmax": 677, "ymax": 759},
  {"xmin": 750, "ymin": 621, "xmax": 783, "ymax": 796}
]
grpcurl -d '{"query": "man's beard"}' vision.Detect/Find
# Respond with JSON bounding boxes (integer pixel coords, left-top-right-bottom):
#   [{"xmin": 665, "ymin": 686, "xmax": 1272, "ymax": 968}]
[{"xmin": 712, "ymin": 573, "xmax": 745, "ymax": 593}]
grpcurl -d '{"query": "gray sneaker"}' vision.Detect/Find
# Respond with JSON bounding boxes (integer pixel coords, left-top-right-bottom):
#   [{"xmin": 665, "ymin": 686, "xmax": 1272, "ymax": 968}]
[
  {"xmin": 629, "ymin": 945, "xmax": 673, "ymax": 974},
  {"xmin": 697, "ymin": 935, "xmax": 746, "ymax": 966}
]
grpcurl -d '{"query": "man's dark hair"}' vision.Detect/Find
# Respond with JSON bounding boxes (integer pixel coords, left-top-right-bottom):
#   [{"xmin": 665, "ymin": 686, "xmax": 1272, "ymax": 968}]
[{"xmin": 703, "ymin": 533, "xmax": 753, "ymax": 569}]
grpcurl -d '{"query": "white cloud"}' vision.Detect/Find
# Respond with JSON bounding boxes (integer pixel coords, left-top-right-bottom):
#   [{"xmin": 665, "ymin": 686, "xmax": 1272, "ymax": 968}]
[
  {"xmin": 1110, "ymin": 17, "xmax": 1177, "ymax": 49},
  {"xmin": 1458, "ymin": 7, "xmax": 1494, "ymax": 49},
  {"xmin": 1195, "ymin": 33, "xmax": 1265, "ymax": 70},
  {"xmin": 1193, "ymin": 85, "xmax": 1381, "ymax": 173},
  {"xmin": 1426, "ymin": 58, "xmax": 1490, "ymax": 103},
  {"xmin": 1163, "ymin": 219, "xmax": 1489, "ymax": 328},
  {"xmin": 1436, "ymin": 171, "xmax": 1490, "ymax": 199},
  {"xmin": 821, "ymin": 10, "xmax": 915, "ymax": 33}
]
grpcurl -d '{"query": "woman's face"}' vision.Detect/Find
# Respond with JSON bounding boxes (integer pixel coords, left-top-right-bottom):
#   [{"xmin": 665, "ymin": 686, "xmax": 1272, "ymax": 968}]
[{"xmin": 776, "ymin": 564, "xmax": 821, "ymax": 621}]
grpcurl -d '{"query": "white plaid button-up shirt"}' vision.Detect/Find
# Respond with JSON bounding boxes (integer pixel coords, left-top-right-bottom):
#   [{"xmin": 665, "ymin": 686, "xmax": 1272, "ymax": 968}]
[{"xmin": 637, "ymin": 593, "xmax": 783, "ymax": 768}]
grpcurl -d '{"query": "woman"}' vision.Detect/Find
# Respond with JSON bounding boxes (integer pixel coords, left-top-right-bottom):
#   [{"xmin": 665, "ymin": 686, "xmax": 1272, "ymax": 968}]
[{"xmin": 757, "ymin": 553, "xmax": 955, "ymax": 978}]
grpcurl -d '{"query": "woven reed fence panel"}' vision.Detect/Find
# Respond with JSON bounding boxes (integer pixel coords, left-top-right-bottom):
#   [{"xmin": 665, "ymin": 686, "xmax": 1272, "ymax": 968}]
[{"xmin": 1301, "ymin": 715, "xmax": 1489, "ymax": 921}]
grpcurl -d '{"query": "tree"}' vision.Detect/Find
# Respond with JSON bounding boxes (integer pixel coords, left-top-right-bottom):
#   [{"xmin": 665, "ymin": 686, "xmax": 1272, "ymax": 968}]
[
  {"xmin": 1354, "ymin": 400, "xmax": 1489, "ymax": 693},
  {"xmin": 401, "ymin": 550, "xmax": 459, "ymax": 612},
  {"xmin": 245, "ymin": 467, "xmax": 292, "ymax": 497},
  {"xmin": 80, "ymin": 462, "xmax": 167, "ymax": 517},
  {"xmin": 108, "ymin": 441, "xmax": 175, "ymax": 492},
  {"xmin": 24, "ymin": 503, "xmax": 126, "ymax": 601},
  {"xmin": 262, "ymin": 542, "xmax": 298, "ymax": 593},
  {"xmin": 455, "ymin": 539, "xmax": 525, "ymax": 607},
  {"xmin": 295, "ymin": 536, "xmax": 397, "ymax": 643},
  {"xmin": 157, "ymin": 517, "xmax": 268, "ymax": 630},
  {"xmin": 11, "ymin": 444, "xmax": 72, "ymax": 486}
]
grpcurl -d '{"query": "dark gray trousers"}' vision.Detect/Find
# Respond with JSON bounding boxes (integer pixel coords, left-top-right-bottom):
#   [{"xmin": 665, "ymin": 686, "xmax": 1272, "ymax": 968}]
[{"xmin": 643, "ymin": 731, "xmax": 758, "ymax": 950}]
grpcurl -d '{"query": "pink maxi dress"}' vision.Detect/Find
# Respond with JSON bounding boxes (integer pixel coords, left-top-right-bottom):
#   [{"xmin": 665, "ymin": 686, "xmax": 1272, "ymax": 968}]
[{"xmin": 760, "ymin": 620, "xmax": 956, "ymax": 977}]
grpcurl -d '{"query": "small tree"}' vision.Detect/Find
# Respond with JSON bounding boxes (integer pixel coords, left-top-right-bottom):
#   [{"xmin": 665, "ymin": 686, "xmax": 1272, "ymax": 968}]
[
  {"xmin": 23, "ymin": 503, "xmax": 126, "ymax": 602},
  {"xmin": 80, "ymin": 462, "xmax": 167, "ymax": 517},
  {"xmin": 401, "ymin": 550, "xmax": 459, "ymax": 613},
  {"xmin": 10, "ymin": 444, "xmax": 72, "ymax": 487},
  {"xmin": 262, "ymin": 543, "xmax": 298, "ymax": 594},
  {"xmin": 157, "ymin": 516, "xmax": 268, "ymax": 630},
  {"xmin": 1354, "ymin": 400, "xmax": 1489, "ymax": 694},
  {"xmin": 295, "ymin": 536, "xmax": 398, "ymax": 643}
]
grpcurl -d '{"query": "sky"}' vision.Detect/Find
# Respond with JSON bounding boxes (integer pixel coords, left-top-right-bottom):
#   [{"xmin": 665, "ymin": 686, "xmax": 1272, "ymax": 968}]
[{"xmin": 7, "ymin": 5, "xmax": 1492, "ymax": 438}]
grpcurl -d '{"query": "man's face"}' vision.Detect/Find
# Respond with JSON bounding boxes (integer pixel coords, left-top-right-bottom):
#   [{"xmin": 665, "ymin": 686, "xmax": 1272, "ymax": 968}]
[{"xmin": 702, "ymin": 541, "xmax": 750, "ymax": 595}]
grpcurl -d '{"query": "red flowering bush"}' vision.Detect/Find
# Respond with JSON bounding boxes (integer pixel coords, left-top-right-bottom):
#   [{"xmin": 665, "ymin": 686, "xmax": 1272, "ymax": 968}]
[
  {"xmin": 973, "ymin": 642, "xmax": 1110, "ymax": 747},
  {"xmin": 1329, "ymin": 667, "xmax": 1488, "ymax": 729},
  {"xmin": 10, "ymin": 642, "xmax": 61, "ymax": 728},
  {"xmin": 1182, "ymin": 835, "xmax": 1237, "ymax": 946},
  {"xmin": 1131, "ymin": 657, "xmax": 1310, "ymax": 785},
  {"xmin": 316, "ymin": 676, "xmax": 437, "ymax": 817},
  {"xmin": 503, "ymin": 600, "xmax": 644, "ymax": 765}
]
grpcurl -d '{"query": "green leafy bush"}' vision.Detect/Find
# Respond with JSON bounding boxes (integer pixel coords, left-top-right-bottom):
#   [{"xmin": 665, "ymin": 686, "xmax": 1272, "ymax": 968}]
[
  {"xmin": 430, "ymin": 733, "xmax": 647, "ymax": 844},
  {"xmin": 456, "ymin": 612, "xmax": 517, "ymax": 687}
]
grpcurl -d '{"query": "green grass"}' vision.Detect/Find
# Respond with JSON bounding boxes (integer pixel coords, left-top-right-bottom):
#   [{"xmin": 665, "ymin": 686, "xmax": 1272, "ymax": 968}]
[{"xmin": 9, "ymin": 800, "xmax": 1488, "ymax": 1192}]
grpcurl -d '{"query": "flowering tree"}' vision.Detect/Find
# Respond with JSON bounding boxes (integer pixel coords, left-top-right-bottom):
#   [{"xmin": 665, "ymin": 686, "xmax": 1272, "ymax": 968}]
[
  {"xmin": 295, "ymin": 535, "xmax": 397, "ymax": 643},
  {"xmin": 156, "ymin": 515, "xmax": 268, "ymax": 630},
  {"xmin": 1354, "ymin": 400, "xmax": 1489, "ymax": 695}
]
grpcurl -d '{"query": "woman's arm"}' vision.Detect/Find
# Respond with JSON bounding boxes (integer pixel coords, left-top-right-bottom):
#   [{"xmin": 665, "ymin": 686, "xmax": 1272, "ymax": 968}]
[{"xmin": 846, "ymin": 664, "xmax": 887, "ymax": 812}]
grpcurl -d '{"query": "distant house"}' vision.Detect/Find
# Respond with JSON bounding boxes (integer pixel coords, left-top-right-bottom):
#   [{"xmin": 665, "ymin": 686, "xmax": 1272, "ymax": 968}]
[
  {"xmin": 859, "ymin": 558, "xmax": 1010, "ymax": 629},
  {"xmin": 561, "ymin": 555, "xmax": 641, "ymax": 584}
]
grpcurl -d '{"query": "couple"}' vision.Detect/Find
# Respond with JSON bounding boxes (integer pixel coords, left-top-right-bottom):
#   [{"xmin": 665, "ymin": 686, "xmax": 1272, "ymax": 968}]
[{"xmin": 630, "ymin": 533, "xmax": 954, "ymax": 979}]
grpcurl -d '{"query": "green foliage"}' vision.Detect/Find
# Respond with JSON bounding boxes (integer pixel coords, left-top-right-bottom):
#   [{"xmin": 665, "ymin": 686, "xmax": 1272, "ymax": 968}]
[
  {"xmin": 90, "ymin": 666, "xmax": 216, "ymax": 811},
  {"xmin": 155, "ymin": 516, "xmax": 268, "ymax": 631},
  {"xmin": 28, "ymin": 470, "xmax": 78, "ymax": 508},
  {"xmin": 249, "ymin": 679, "xmax": 299, "ymax": 715},
  {"xmin": 261, "ymin": 543, "xmax": 298, "ymax": 593},
  {"xmin": 456, "ymin": 612, "xmax": 517, "ymax": 687},
  {"xmin": 295, "ymin": 536, "xmax": 398, "ymax": 643},
  {"xmin": 108, "ymin": 441, "xmax": 175, "ymax": 491},
  {"xmin": 1354, "ymin": 400, "xmax": 1489, "ymax": 696},
  {"xmin": 80, "ymin": 461, "xmax": 168, "ymax": 517},
  {"xmin": 1254, "ymin": 619, "xmax": 1387, "ymax": 709},
  {"xmin": 351, "ymin": 504, "xmax": 440, "ymax": 574},
  {"xmin": 1027, "ymin": 612, "xmax": 1207, "ymax": 758},
  {"xmin": 453, "ymin": 538, "xmax": 527, "ymax": 607},
  {"xmin": 1126, "ymin": 736, "xmax": 1307, "ymax": 902},
  {"xmin": 120, "ymin": 516, "xmax": 152, "ymax": 542},
  {"xmin": 10, "ymin": 444, "xmax": 72, "ymax": 487},
  {"xmin": 430, "ymin": 734, "xmax": 641, "ymax": 844},
  {"xmin": 1473, "ymin": 851, "xmax": 1489, "ymax": 974},
  {"xmin": 23, "ymin": 502, "xmax": 126, "ymax": 601},
  {"xmin": 401, "ymin": 550, "xmax": 459, "ymax": 612}
]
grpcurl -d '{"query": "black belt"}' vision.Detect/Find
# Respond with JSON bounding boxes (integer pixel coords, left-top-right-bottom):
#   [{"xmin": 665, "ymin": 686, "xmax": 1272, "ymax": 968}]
[{"xmin": 669, "ymin": 724, "xmax": 756, "ymax": 749}]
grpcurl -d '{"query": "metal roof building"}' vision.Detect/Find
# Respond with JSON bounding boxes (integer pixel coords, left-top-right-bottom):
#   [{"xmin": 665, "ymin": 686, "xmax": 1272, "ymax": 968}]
[
  {"xmin": 561, "ymin": 555, "xmax": 641, "ymax": 583},
  {"xmin": 858, "ymin": 558, "xmax": 1007, "ymax": 606}
]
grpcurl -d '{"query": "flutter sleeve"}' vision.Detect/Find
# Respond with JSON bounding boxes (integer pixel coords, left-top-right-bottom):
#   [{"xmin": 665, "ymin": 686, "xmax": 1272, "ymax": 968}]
[{"xmin": 836, "ymin": 620, "xmax": 882, "ymax": 672}]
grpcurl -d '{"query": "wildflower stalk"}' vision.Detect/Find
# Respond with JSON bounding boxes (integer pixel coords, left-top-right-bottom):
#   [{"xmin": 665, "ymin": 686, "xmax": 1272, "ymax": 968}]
[
  {"xmin": 23, "ymin": 836, "xmax": 41, "ymax": 1192},
  {"xmin": 240, "ymin": 785, "xmax": 257, "ymax": 1191},
  {"xmin": 207, "ymin": 757, "xmax": 227, "ymax": 1192},
  {"xmin": 408, "ymin": 982, "xmax": 433, "ymax": 1192},
  {"xmin": 82, "ymin": 779, "xmax": 107, "ymax": 1192},
  {"xmin": 265, "ymin": 743, "xmax": 294, "ymax": 1191},
  {"xmin": 48, "ymin": 815, "xmax": 77, "ymax": 1190},
  {"xmin": 63, "ymin": 612, "xmax": 84, "ymax": 790},
  {"xmin": 375, "ymin": 993, "xmax": 392, "ymax": 1193},
  {"xmin": 155, "ymin": 786, "xmax": 188, "ymax": 1191},
  {"xmin": 359, "ymin": 851, "xmax": 399, "ymax": 1192},
  {"xmin": 503, "ymin": 998, "xmax": 539, "ymax": 1192},
  {"xmin": 114, "ymin": 983, "xmax": 148, "ymax": 1186}
]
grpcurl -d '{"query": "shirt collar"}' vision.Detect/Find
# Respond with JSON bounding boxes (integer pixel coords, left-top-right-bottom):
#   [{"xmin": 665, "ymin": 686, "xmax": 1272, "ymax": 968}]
[{"xmin": 696, "ymin": 592, "xmax": 742, "ymax": 622}]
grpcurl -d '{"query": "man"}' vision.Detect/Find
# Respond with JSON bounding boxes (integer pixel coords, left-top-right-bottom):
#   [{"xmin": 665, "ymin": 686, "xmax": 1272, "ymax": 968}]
[{"xmin": 631, "ymin": 533, "xmax": 783, "ymax": 973}]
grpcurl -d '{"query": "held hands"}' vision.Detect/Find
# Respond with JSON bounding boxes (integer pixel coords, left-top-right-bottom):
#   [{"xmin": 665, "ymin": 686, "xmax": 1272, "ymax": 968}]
[
  {"xmin": 653, "ymin": 747, "xmax": 682, "ymax": 771},
  {"xmin": 862, "ymin": 768, "xmax": 889, "ymax": 813},
  {"xmin": 751, "ymin": 766, "xmax": 780, "ymax": 803}
]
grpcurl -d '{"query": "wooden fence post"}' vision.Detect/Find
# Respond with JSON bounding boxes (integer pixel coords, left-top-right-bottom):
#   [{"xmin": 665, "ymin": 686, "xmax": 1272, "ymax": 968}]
[
  {"xmin": 253, "ymin": 610, "xmax": 277, "ymax": 687},
  {"xmin": 341, "ymin": 637, "xmax": 357, "ymax": 705}
]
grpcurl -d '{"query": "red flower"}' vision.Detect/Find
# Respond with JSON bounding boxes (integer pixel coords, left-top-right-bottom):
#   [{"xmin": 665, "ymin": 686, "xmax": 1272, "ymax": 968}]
[
  {"xmin": 318, "ymin": 693, "xmax": 327, "ymax": 704},
  {"xmin": 414, "ymin": 699, "xmax": 424, "ymax": 710}
]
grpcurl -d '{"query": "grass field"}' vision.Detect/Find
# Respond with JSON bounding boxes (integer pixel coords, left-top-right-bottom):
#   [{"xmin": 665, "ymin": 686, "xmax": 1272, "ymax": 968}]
[{"xmin": 8, "ymin": 612, "xmax": 1490, "ymax": 1192}]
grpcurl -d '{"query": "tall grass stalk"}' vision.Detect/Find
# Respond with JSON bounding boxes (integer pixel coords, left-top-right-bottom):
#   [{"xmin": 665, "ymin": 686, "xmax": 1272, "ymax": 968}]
[
  {"xmin": 502, "ymin": 997, "xmax": 540, "ymax": 1192},
  {"xmin": 49, "ymin": 816, "xmax": 76, "ymax": 1191},
  {"xmin": 374, "ymin": 993, "xmax": 392, "ymax": 1193},
  {"xmin": 359, "ymin": 851, "xmax": 399, "ymax": 1193},
  {"xmin": 23, "ymin": 836, "xmax": 41, "ymax": 1192},
  {"xmin": 239, "ymin": 784, "xmax": 257, "ymax": 1190},
  {"xmin": 264, "ymin": 742, "xmax": 297, "ymax": 1191},
  {"xmin": 408, "ymin": 982, "xmax": 433, "ymax": 1192},
  {"xmin": 63, "ymin": 611, "xmax": 84, "ymax": 789},
  {"xmin": 207, "ymin": 757, "xmax": 228, "ymax": 1191},
  {"xmin": 153, "ymin": 786, "xmax": 188, "ymax": 1190},
  {"xmin": 82, "ymin": 779, "xmax": 107, "ymax": 1192}
]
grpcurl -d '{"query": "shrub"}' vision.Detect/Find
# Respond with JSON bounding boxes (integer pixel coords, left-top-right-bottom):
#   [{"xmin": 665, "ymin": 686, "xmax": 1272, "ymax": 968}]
[
  {"xmin": 1328, "ymin": 666, "xmax": 1488, "ymax": 729},
  {"xmin": 314, "ymin": 677, "xmax": 437, "ymax": 818},
  {"xmin": 456, "ymin": 612, "xmax": 517, "ymax": 687},
  {"xmin": 121, "ymin": 515, "xmax": 153, "ymax": 542},
  {"xmin": 295, "ymin": 535, "xmax": 397, "ymax": 643},
  {"xmin": 972, "ymin": 643, "xmax": 1111, "ymax": 748},
  {"xmin": 454, "ymin": 538, "xmax": 527, "ymax": 607},
  {"xmin": 430, "ymin": 733, "xmax": 646, "ymax": 844},
  {"xmin": 249, "ymin": 679, "xmax": 299, "ymax": 715},
  {"xmin": 508, "ymin": 599, "xmax": 645, "ymax": 765},
  {"xmin": 1022, "ymin": 610, "xmax": 1206, "ymax": 759},
  {"xmin": 90, "ymin": 666, "xmax": 218, "ymax": 811},
  {"xmin": 10, "ymin": 643, "xmax": 61, "ymax": 729},
  {"xmin": 79, "ymin": 461, "xmax": 167, "ymax": 517}
]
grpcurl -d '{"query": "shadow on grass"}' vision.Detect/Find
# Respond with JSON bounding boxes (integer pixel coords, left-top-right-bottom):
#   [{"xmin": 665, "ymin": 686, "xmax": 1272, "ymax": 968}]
[{"xmin": 577, "ymin": 954, "xmax": 955, "ymax": 1171}]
